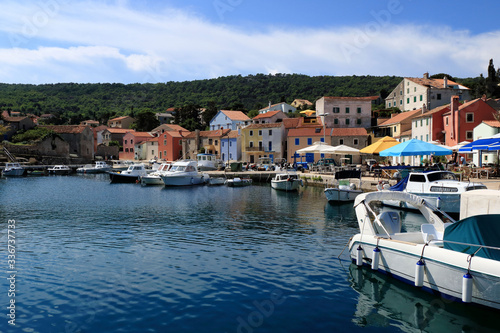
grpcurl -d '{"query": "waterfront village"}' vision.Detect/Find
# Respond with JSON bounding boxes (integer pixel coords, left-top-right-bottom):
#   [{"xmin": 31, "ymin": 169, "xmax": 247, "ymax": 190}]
[{"xmin": 2, "ymin": 72, "xmax": 500, "ymax": 183}]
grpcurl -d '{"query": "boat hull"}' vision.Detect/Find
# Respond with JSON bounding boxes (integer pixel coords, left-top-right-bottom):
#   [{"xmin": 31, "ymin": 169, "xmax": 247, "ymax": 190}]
[
  {"xmin": 161, "ymin": 175, "xmax": 206, "ymax": 186},
  {"xmin": 349, "ymin": 234, "xmax": 500, "ymax": 310},
  {"xmin": 140, "ymin": 175, "xmax": 164, "ymax": 186},
  {"xmin": 271, "ymin": 179, "xmax": 302, "ymax": 191},
  {"xmin": 109, "ymin": 172, "xmax": 140, "ymax": 183},
  {"xmin": 325, "ymin": 188, "xmax": 362, "ymax": 202},
  {"xmin": 49, "ymin": 170, "xmax": 72, "ymax": 175},
  {"xmin": 226, "ymin": 179, "xmax": 252, "ymax": 187}
]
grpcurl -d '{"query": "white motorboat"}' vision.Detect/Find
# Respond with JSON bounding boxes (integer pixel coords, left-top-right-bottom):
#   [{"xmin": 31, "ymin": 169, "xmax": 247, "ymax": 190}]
[
  {"xmin": 48, "ymin": 165, "xmax": 72, "ymax": 175},
  {"xmin": 226, "ymin": 177, "xmax": 252, "ymax": 187},
  {"xmin": 2, "ymin": 162, "xmax": 25, "ymax": 177},
  {"xmin": 140, "ymin": 162, "xmax": 172, "ymax": 186},
  {"xmin": 378, "ymin": 170, "xmax": 486, "ymax": 214},
  {"xmin": 197, "ymin": 153, "xmax": 220, "ymax": 171},
  {"xmin": 108, "ymin": 163, "xmax": 148, "ymax": 183},
  {"xmin": 77, "ymin": 161, "xmax": 111, "ymax": 174},
  {"xmin": 109, "ymin": 160, "xmax": 133, "ymax": 171},
  {"xmin": 207, "ymin": 177, "xmax": 226, "ymax": 185},
  {"xmin": 160, "ymin": 160, "xmax": 208, "ymax": 186},
  {"xmin": 271, "ymin": 172, "xmax": 303, "ymax": 191},
  {"xmin": 324, "ymin": 169, "xmax": 362, "ymax": 202},
  {"xmin": 349, "ymin": 190, "xmax": 500, "ymax": 310}
]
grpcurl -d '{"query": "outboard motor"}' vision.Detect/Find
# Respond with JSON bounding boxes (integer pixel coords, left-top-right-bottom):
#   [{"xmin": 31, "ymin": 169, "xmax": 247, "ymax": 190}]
[{"xmin": 376, "ymin": 211, "xmax": 402, "ymax": 235}]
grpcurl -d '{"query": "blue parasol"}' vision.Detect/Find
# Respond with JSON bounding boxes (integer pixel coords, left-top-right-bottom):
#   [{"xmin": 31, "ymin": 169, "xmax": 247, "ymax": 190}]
[{"xmin": 379, "ymin": 139, "xmax": 452, "ymax": 156}]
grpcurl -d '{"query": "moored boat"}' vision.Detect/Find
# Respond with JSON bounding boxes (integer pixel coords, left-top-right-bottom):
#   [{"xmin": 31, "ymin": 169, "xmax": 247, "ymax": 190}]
[
  {"xmin": 226, "ymin": 177, "xmax": 252, "ymax": 187},
  {"xmin": 160, "ymin": 160, "xmax": 208, "ymax": 186},
  {"xmin": 271, "ymin": 172, "xmax": 303, "ymax": 191},
  {"xmin": 140, "ymin": 162, "xmax": 172, "ymax": 186},
  {"xmin": 109, "ymin": 163, "xmax": 148, "ymax": 183},
  {"xmin": 324, "ymin": 169, "xmax": 362, "ymax": 202},
  {"xmin": 48, "ymin": 165, "xmax": 72, "ymax": 175},
  {"xmin": 197, "ymin": 153, "xmax": 220, "ymax": 171},
  {"xmin": 77, "ymin": 161, "xmax": 111, "ymax": 174},
  {"xmin": 378, "ymin": 170, "xmax": 486, "ymax": 214},
  {"xmin": 2, "ymin": 162, "xmax": 25, "ymax": 177},
  {"xmin": 349, "ymin": 190, "xmax": 500, "ymax": 310}
]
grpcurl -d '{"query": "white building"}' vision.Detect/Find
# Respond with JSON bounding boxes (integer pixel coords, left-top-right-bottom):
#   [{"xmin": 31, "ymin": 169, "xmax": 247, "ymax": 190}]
[{"xmin": 385, "ymin": 73, "xmax": 470, "ymax": 111}]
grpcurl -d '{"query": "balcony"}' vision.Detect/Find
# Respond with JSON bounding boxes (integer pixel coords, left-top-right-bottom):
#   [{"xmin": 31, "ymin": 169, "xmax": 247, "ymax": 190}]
[{"xmin": 246, "ymin": 147, "xmax": 264, "ymax": 152}]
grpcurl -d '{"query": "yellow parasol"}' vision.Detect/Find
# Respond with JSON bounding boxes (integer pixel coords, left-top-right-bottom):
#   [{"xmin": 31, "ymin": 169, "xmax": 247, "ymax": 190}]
[
  {"xmin": 300, "ymin": 110, "xmax": 316, "ymax": 117},
  {"xmin": 360, "ymin": 136, "xmax": 399, "ymax": 155}
]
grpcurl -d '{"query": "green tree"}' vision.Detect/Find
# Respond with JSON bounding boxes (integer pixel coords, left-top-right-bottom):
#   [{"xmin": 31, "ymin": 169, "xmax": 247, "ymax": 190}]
[{"xmin": 131, "ymin": 109, "xmax": 160, "ymax": 131}]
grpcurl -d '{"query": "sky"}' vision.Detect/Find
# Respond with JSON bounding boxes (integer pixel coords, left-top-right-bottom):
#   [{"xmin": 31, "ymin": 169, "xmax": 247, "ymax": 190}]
[{"xmin": 0, "ymin": 0, "xmax": 499, "ymax": 84}]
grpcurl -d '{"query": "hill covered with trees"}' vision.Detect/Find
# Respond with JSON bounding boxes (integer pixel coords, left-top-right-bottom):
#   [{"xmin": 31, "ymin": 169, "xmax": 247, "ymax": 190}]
[{"xmin": 0, "ymin": 70, "xmax": 496, "ymax": 127}]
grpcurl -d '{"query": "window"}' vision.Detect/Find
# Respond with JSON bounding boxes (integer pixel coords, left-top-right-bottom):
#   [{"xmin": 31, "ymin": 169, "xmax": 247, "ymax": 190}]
[
  {"xmin": 295, "ymin": 138, "xmax": 300, "ymax": 145},
  {"xmin": 356, "ymin": 119, "xmax": 361, "ymax": 125},
  {"xmin": 420, "ymin": 95, "xmax": 423, "ymax": 101},
  {"xmin": 407, "ymin": 88, "xmax": 409, "ymax": 93},
  {"xmin": 415, "ymin": 120, "xmax": 418, "ymax": 128},
  {"xmin": 131, "ymin": 139, "xmax": 133, "ymax": 144},
  {"xmin": 445, "ymin": 117, "xmax": 449, "ymax": 125},
  {"xmin": 258, "ymin": 130, "xmax": 262, "ymax": 136},
  {"xmin": 407, "ymin": 98, "xmax": 410, "ymax": 104},
  {"xmin": 354, "ymin": 139, "xmax": 359, "ymax": 145},
  {"xmin": 345, "ymin": 119, "xmax": 350, "ymax": 125},
  {"xmin": 437, "ymin": 94, "xmax": 442, "ymax": 100},
  {"xmin": 258, "ymin": 141, "xmax": 263, "ymax": 149},
  {"xmin": 400, "ymin": 100, "xmax": 402, "ymax": 105},
  {"xmin": 414, "ymin": 96, "xmax": 417, "ymax": 102},
  {"xmin": 215, "ymin": 140, "xmax": 218, "ymax": 145},
  {"xmin": 208, "ymin": 139, "xmax": 213, "ymax": 145},
  {"xmin": 389, "ymin": 102, "xmax": 391, "ymax": 107},
  {"xmin": 249, "ymin": 141, "xmax": 254, "ymax": 148},
  {"xmin": 163, "ymin": 140, "xmax": 166, "ymax": 145},
  {"xmin": 393, "ymin": 126, "xmax": 397, "ymax": 132},
  {"xmin": 426, "ymin": 134, "xmax": 429, "ymax": 141},
  {"xmin": 339, "ymin": 139, "xmax": 344, "ymax": 145},
  {"xmin": 420, "ymin": 135, "xmax": 423, "ymax": 141},
  {"xmin": 414, "ymin": 87, "xmax": 417, "ymax": 92},
  {"xmin": 124, "ymin": 140, "xmax": 127, "ymax": 144},
  {"xmin": 357, "ymin": 107, "xmax": 361, "ymax": 114},
  {"xmin": 334, "ymin": 119, "xmax": 339, "ymax": 125},
  {"xmin": 125, "ymin": 148, "xmax": 129, "ymax": 152},
  {"xmin": 466, "ymin": 131, "xmax": 473, "ymax": 140},
  {"xmin": 333, "ymin": 107, "xmax": 340, "ymax": 113},
  {"xmin": 249, "ymin": 130, "xmax": 253, "ymax": 136},
  {"xmin": 420, "ymin": 119, "xmax": 423, "ymax": 126},
  {"xmin": 229, "ymin": 141, "xmax": 232, "ymax": 147},
  {"xmin": 152, "ymin": 150, "xmax": 154, "ymax": 155},
  {"xmin": 426, "ymin": 118, "xmax": 429, "ymax": 125},
  {"xmin": 268, "ymin": 141, "xmax": 272, "ymax": 151},
  {"xmin": 307, "ymin": 138, "xmax": 312, "ymax": 145},
  {"xmin": 345, "ymin": 107, "xmax": 350, "ymax": 114},
  {"xmin": 164, "ymin": 134, "xmax": 166, "ymax": 138},
  {"xmin": 466, "ymin": 113, "xmax": 474, "ymax": 123},
  {"xmin": 130, "ymin": 148, "xmax": 134, "ymax": 153},
  {"xmin": 269, "ymin": 130, "xmax": 272, "ymax": 135}
]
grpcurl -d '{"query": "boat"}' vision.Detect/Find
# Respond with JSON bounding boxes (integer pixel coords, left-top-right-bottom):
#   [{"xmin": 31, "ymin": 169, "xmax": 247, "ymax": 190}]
[
  {"xmin": 2, "ymin": 162, "xmax": 25, "ymax": 177},
  {"xmin": 48, "ymin": 165, "xmax": 72, "ymax": 175},
  {"xmin": 349, "ymin": 190, "xmax": 500, "ymax": 310},
  {"xmin": 196, "ymin": 153, "xmax": 221, "ymax": 171},
  {"xmin": 140, "ymin": 162, "xmax": 172, "ymax": 186},
  {"xmin": 378, "ymin": 170, "xmax": 486, "ymax": 214},
  {"xmin": 271, "ymin": 172, "xmax": 303, "ymax": 191},
  {"xmin": 324, "ymin": 169, "xmax": 363, "ymax": 202},
  {"xmin": 109, "ymin": 160, "xmax": 133, "ymax": 171},
  {"xmin": 108, "ymin": 163, "xmax": 148, "ymax": 183},
  {"xmin": 207, "ymin": 177, "xmax": 226, "ymax": 185},
  {"xmin": 226, "ymin": 177, "xmax": 252, "ymax": 187},
  {"xmin": 76, "ymin": 161, "xmax": 111, "ymax": 174},
  {"xmin": 160, "ymin": 160, "xmax": 208, "ymax": 186}
]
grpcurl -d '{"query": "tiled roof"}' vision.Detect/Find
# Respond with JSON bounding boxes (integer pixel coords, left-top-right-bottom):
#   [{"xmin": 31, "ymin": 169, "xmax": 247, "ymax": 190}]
[
  {"xmin": 3, "ymin": 116, "xmax": 29, "ymax": 122},
  {"xmin": 413, "ymin": 104, "xmax": 450, "ymax": 119},
  {"xmin": 482, "ymin": 120, "xmax": 500, "ymax": 128},
  {"xmin": 378, "ymin": 109, "xmax": 422, "ymax": 126},
  {"xmin": 40, "ymin": 125, "xmax": 89, "ymax": 134},
  {"xmin": 322, "ymin": 96, "xmax": 379, "ymax": 101},
  {"xmin": 252, "ymin": 110, "xmax": 281, "ymax": 120},
  {"xmin": 398, "ymin": 129, "xmax": 412, "ymax": 138},
  {"xmin": 152, "ymin": 124, "xmax": 189, "ymax": 132},
  {"xmin": 184, "ymin": 129, "xmax": 231, "ymax": 139},
  {"xmin": 127, "ymin": 132, "xmax": 153, "ymax": 139},
  {"xmin": 331, "ymin": 127, "xmax": 367, "ymax": 136},
  {"xmin": 109, "ymin": 116, "xmax": 133, "ymax": 121},
  {"xmin": 104, "ymin": 128, "xmax": 135, "ymax": 134},
  {"xmin": 220, "ymin": 110, "xmax": 251, "ymax": 121},
  {"xmin": 244, "ymin": 123, "xmax": 283, "ymax": 129},
  {"xmin": 288, "ymin": 128, "xmax": 325, "ymax": 137},
  {"xmin": 283, "ymin": 118, "xmax": 300, "ymax": 129},
  {"xmin": 442, "ymin": 98, "xmax": 485, "ymax": 115},
  {"xmin": 406, "ymin": 77, "xmax": 469, "ymax": 90}
]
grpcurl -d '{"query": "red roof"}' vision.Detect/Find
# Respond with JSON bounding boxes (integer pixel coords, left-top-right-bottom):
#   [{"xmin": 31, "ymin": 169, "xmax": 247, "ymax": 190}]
[
  {"xmin": 220, "ymin": 110, "xmax": 250, "ymax": 121},
  {"xmin": 283, "ymin": 118, "xmax": 300, "ymax": 129},
  {"xmin": 406, "ymin": 77, "xmax": 468, "ymax": 89},
  {"xmin": 378, "ymin": 109, "xmax": 422, "ymax": 126},
  {"xmin": 252, "ymin": 110, "xmax": 281, "ymax": 120},
  {"xmin": 288, "ymin": 127, "xmax": 325, "ymax": 137},
  {"xmin": 104, "ymin": 128, "xmax": 135, "ymax": 134},
  {"xmin": 331, "ymin": 127, "xmax": 367, "ymax": 136},
  {"xmin": 482, "ymin": 120, "xmax": 500, "ymax": 128},
  {"xmin": 322, "ymin": 96, "xmax": 379, "ymax": 101},
  {"xmin": 244, "ymin": 123, "xmax": 283, "ymax": 129},
  {"xmin": 109, "ymin": 116, "xmax": 134, "ymax": 122}
]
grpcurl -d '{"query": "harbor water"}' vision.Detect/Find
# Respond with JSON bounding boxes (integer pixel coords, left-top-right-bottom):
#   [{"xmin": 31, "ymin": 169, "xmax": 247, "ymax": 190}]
[{"xmin": 0, "ymin": 174, "xmax": 498, "ymax": 332}]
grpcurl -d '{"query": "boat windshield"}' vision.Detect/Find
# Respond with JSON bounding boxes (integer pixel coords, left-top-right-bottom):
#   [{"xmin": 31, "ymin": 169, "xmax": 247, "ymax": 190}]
[
  {"xmin": 426, "ymin": 172, "xmax": 457, "ymax": 182},
  {"xmin": 170, "ymin": 165, "xmax": 186, "ymax": 172}
]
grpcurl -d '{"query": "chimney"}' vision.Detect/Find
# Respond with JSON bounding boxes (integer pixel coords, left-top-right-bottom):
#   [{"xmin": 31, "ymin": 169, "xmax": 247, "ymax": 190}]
[
  {"xmin": 443, "ymin": 76, "xmax": 448, "ymax": 88},
  {"xmin": 482, "ymin": 94, "xmax": 487, "ymax": 101},
  {"xmin": 423, "ymin": 72, "xmax": 429, "ymax": 80},
  {"xmin": 451, "ymin": 95, "xmax": 459, "ymax": 112}
]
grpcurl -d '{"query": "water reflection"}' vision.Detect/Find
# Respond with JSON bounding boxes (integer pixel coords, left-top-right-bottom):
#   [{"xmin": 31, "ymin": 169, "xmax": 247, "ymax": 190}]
[{"xmin": 349, "ymin": 264, "xmax": 498, "ymax": 332}]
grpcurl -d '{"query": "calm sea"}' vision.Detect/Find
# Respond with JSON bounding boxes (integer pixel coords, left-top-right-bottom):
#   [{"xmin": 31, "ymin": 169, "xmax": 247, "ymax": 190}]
[{"xmin": 0, "ymin": 174, "xmax": 498, "ymax": 333}]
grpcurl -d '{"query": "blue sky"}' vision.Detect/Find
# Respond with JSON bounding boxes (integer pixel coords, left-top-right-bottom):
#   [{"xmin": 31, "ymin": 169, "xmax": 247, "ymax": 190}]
[{"xmin": 0, "ymin": 0, "xmax": 499, "ymax": 84}]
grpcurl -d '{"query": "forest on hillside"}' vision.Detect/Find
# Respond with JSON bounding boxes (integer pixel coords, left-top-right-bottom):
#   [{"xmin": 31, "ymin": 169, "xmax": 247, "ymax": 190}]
[{"xmin": 0, "ymin": 67, "xmax": 497, "ymax": 128}]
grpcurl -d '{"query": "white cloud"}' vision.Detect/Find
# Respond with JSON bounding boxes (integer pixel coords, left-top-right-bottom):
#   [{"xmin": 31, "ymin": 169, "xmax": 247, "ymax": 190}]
[{"xmin": 0, "ymin": 1, "xmax": 498, "ymax": 83}]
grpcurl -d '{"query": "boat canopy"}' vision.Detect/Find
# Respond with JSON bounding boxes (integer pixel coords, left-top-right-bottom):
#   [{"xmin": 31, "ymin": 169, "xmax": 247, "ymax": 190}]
[
  {"xmin": 335, "ymin": 169, "xmax": 361, "ymax": 179},
  {"xmin": 390, "ymin": 175, "xmax": 409, "ymax": 191},
  {"xmin": 443, "ymin": 214, "xmax": 500, "ymax": 261}
]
